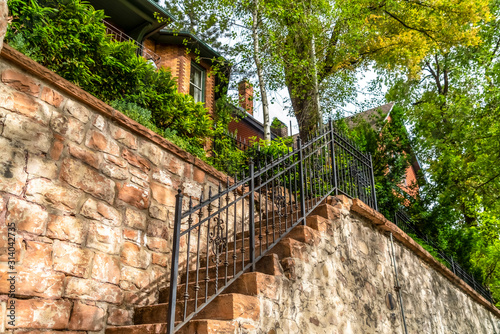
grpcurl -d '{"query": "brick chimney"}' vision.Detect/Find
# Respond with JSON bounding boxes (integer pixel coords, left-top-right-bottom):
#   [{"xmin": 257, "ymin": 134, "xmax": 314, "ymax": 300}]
[{"xmin": 238, "ymin": 79, "xmax": 253, "ymax": 115}]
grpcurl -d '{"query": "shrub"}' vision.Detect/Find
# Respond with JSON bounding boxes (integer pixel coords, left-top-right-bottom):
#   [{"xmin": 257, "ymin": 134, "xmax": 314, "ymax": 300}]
[{"xmin": 6, "ymin": 0, "xmax": 212, "ymax": 152}]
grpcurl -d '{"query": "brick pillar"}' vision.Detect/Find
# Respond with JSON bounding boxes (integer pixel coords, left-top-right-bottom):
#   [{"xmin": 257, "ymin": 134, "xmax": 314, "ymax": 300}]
[
  {"xmin": 0, "ymin": 0, "xmax": 7, "ymax": 51},
  {"xmin": 238, "ymin": 79, "xmax": 253, "ymax": 115}
]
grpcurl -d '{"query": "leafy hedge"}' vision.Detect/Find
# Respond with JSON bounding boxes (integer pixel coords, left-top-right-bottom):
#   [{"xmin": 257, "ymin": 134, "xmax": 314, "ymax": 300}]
[{"xmin": 6, "ymin": 0, "xmax": 212, "ymax": 154}]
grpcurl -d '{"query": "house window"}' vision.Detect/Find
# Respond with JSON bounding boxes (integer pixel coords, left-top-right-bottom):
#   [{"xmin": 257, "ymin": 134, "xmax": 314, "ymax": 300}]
[{"xmin": 190, "ymin": 62, "xmax": 205, "ymax": 103}]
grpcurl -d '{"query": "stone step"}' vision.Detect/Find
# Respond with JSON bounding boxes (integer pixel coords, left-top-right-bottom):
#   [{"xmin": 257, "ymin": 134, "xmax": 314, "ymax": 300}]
[
  {"xmin": 106, "ymin": 323, "xmax": 169, "ymax": 334},
  {"xmin": 161, "ymin": 254, "xmax": 283, "ymax": 304},
  {"xmin": 134, "ymin": 293, "xmax": 259, "ymax": 325},
  {"xmin": 177, "ymin": 319, "xmax": 238, "ymax": 334},
  {"xmin": 105, "ymin": 320, "xmax": 239, "ymax": 334}
]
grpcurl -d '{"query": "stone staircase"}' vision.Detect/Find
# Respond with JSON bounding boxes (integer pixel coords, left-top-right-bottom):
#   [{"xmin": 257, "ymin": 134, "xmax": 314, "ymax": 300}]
[{"xmin": 105, "ymin": 198, "xmax": 342, "ymax": 334}]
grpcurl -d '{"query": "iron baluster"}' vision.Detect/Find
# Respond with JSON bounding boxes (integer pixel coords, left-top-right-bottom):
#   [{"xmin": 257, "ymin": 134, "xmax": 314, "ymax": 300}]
[
  {"xmin": 249, "ymin": 161, "xmax": 256, "ymax": 272},
  {"xmin": 167, "ymin": 189, "xmax": 183, "ymax": 334},
  {"xmin": 369, "ymin": 153, "xmax": 378, "ymax": 211},
  {"xmin": 298, "ymin": 138, "xmax": 307, "ymax": 225}
]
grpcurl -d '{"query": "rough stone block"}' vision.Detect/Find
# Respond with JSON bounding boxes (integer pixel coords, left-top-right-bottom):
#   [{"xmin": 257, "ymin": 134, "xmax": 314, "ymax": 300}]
[
  {"xmin": 138, "ymin": 141, "xmax": 162, "ymax": 166},
  {"xmin": 27, "ymin": 154, "xmax": 58, "ymax": 179},
  {"xmin": 86, "ymin": 130, "xmax": 120, "ymax": 156},
  {"xmin": 122, "ymin": 148, "xmax": 151, "ymax": 173},
  {"xmin": 151, "ymin": 168, "xmax": 173, "ymax": 186},
  {"xmin": 80, "ymin": 197, "xmax": 121, "ymax": 227},
  {"xmin": 49, "ymin": 134, "xmax": 64, "ymax": 160},
  {"xmin": 41, "ymin": 86, "xmax": 64, "ymax": 107},
  {"xmin": 0, "ymin": 137, "xmax": 27, "ymax": 196},
  {"xmin": 146, "ymin": 219, "xmax": 169, "ymax": 239},
  {"xmin": 92, "ymin": 114, "xmax": 106, "ymax": 131},
  {"xmin": 165, "ymin": 156, "xmax": 184, "ymax": 176},
  {"xmin": 7, "ymin": 197, "xmax": 48, "ymax": 235},
  {"xmin": 0, "ymin": 265, "xmax": 64, "ymax": 299},
  {"xmin": 46, "ymin": 215, "xmax": 86, "ymax": 244},
  {"xmin": 151, "ymin": 252, "xmax": 169, "ymax": 267},
  {"xmin": 125, "ymin": 207, "xmax": 147, "ymax": 231},
  {"xmin": 110, "ymin": 123, "xmax": 137, "ymax": 149},
  {"xmin": 2, "ymin": 69, "xmax": 40, "ymax": 96},
  {"xmin": 146, "ymin": 237, "xmax": 169, "ymax": 253},
  {"xmin": 26, "ymin": 178, "xmax": 82, "ymax": 212},
  {"xmin": 68, "ymin": 143, "xmax": 100, "ymax": 169},
  {"xmin": 196, "ymin": 294, "xmax": 260, "ymax": 321},
  {"xmin": 6, "ymin": 299, "xmax": 72, "ymax": 329},
  {"xmin": 65, "ymin": 277, "xmax": 124, "ymax": 304},
  {"xmin": 91, "ymin": 252, "xmax": 121, "ymax": 285},
  {"xmin": 22, "ymin": 240, "xmax": 52, "ymax": 270},
  {"xmin": 149, "ymin": 201, "xmax": 169, "ymax": 220},
  {"xmin": 68, "ymin": 301, "xmax": 106, "ymax": 331},
  {"xmin": 51, "ymin": 111, "xmax": 85, "ymax": 144},
  {"xmin": 107, "ymin": 307, "xmax": 133, "ymax": 326},
  {"xmin": 182, "ymin": 180, "xmax": 202, "ymax": 199},
  {"xmin": 53, "ymin": 240, "xmax": 94, "ymax": 278},
  {"xmin": 3, "ymin": 112, "xmax": 52, "ymax": 153},
  {"xmin": 193, "ymin": 167, "xmax": 205, "ymax": 183},
  {"xmin": 86, "ymin": 221, "xmax": 121, "ymax": 255},
  {"xmin": 120, "ymin": 265, "xmax": 150, "ymax": 289},
  {"xmin": 117, "ymin": 182, "xmax": 149, "ymax": 209},
  {"xmin": 150, "ymin": 182, "xmax": 176, "ymax": 207},
  {"xmin": 64, "ymin": 99, "xmax": 90, "ymax": 123},
  {"xmin": 60, "ymin": 158, "xmax": 115, "ymax": 204},
  {"xmin": 123, "ymin": 228, "xmax": 141, "ymax": 242},
  {"xmin": 121, "ymin": 242, "xmax": 151, "ymax": 269}
]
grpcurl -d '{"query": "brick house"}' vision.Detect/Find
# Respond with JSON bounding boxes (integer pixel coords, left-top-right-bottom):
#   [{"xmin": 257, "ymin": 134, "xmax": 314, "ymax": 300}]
[
  {"xmin": 346, "ymin": 102, "xmax": 423, "ymax": 197},
  {"xmin": 89, "ymin": 0, "xmax": 229, "ymax": 116}
]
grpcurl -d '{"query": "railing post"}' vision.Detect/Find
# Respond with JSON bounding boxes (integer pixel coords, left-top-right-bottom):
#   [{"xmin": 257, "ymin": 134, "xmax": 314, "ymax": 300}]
[
  {"xmin": 249, "ymin": 161, "xmax": 256, "ymax": 272},
  {"xmin": 328, "ymin": 120, "xmax": 338, "ymax": 196},
  {"xmin": 298, "ymin": 138, "xmax": 307, "ymax": 225},
  {"xmin": 368, "ymin": 153, "xmax": 378, "ymax": 211},
  {"xmin": 451, "ymin": 257, "xmax": 457, "ymax": 275},
  {"xmin": 167, "ymin": 189, "xmax": 183, "ymax": 334}
]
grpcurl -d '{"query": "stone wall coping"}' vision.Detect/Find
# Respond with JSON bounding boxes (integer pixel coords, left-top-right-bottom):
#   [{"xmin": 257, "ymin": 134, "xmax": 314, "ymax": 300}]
[
  {"xmin": 0, "ymin": 44, "xmax": 231, "ymax": 185},
  {"xmin": 350, "ymin": 198, "xmax": 500, "ymax": 318}
]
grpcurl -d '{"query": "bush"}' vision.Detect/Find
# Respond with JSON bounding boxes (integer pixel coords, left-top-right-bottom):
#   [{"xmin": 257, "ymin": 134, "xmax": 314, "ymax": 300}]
[{"xmin": 6, "ymin": 0, "xmax": 212, "ymax": 152}]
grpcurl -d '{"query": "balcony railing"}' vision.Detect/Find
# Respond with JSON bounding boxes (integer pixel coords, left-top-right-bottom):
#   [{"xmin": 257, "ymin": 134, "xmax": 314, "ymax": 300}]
[{"xmin": 103, "ymin": 20, "xmax": 161, "ymax": 66}]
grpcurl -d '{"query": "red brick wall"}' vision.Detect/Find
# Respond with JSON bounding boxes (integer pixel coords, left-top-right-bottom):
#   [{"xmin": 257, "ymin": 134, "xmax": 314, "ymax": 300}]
[
  {"xmin": 150, "ymin": 41, "xmax": 216, "ymax": 115},
  {"xmin": 228, "ymin": 119, "xmax": 264, "ymax": 143}
]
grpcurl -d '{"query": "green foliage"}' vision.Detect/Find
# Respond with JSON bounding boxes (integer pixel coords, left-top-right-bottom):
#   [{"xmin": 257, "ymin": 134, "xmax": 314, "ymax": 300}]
[
  {"xmin": 6, "ymin": 0, "xmax": 212, "ymax": 153},
  {"xmin": 246, "ymin": 136, "xmax": 293, "ymax": 163},
  {"xmin": 110, "ymin": 100, "xmax": 207, "ymax": 160},
  {"xmin": 343, "ymin": 105, "xmax": 415, "ymax": 219}
]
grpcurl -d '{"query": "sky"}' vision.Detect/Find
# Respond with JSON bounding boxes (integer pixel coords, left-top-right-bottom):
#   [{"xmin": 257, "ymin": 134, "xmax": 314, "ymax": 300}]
[{"xmin": 246, "ymin": 70, "xmax": 384, "ymax": 136}]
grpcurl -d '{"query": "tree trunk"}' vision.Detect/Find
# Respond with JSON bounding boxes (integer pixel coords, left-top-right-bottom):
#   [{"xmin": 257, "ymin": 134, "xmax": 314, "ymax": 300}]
[{"xmin": 252, "ymin": 0, "xmax": 271, "ymax": 141}]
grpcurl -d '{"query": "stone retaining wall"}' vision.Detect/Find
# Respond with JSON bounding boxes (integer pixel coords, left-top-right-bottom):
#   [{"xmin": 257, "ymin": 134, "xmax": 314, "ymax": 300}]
[
  {"xmin": 0, "ymin": 44, "xmax": 236, "ymax": 333},
  {"xmin": 252, "ymin": 197, "xmax": 500, "ymax": 333}
]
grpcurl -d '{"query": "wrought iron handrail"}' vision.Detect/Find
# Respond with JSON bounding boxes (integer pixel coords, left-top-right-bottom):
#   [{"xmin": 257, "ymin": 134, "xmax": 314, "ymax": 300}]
[
  {"xmin": 394, "ymin": 210, "xmax": 494, "ymax": 304},
  {"xmin": 103, "ymin": 20, "xmax": 161, "ymax": 66},
  {"xmin": 166, "ymin": 121, "xmax": 377, "ymax": 333}
]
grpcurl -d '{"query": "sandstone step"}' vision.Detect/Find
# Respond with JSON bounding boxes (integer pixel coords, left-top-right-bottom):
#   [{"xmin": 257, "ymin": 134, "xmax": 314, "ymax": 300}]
[
  {"xmin": 134, "ymin": 293, "xmax": 259, "ymax": 325},
  {"xmin": 161, "ymin": 253, "xmax": 282, "ymax": 304},
  {"xmin": 177, "ymin": 319, "xmax": 238, "ymax": 334},
  {"xmin": 180, "ymin": 259, "xmax": 245, "ymax": 284},
  {"xmin": 269, "ymin": 237, "xmax": 309, "ymax": 260},
  {"xmin": 106, "ymin": 323, "xmax": 169, "ymax": 334},
  {"xmin": 106, "ymin": 320, "xmax": 238, "ymax": 334}
]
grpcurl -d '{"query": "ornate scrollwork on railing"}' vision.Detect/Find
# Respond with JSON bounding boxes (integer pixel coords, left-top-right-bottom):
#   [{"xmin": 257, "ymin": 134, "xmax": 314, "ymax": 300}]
[{"xmin": 209, "ymin": 217, "xmax": 227, "ymax": 265}]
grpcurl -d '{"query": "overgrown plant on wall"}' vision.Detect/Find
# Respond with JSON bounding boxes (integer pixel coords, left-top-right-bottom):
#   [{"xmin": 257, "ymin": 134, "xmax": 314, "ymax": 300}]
[{"xmin": 6, "ymin": 0, "xmax": 213, "ymax": 156}]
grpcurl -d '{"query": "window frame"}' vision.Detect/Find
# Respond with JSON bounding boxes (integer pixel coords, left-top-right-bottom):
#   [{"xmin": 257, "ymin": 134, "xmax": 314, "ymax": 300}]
[{"xmin": 190, "ymin": 61, "xmax": 206, "ymax": 104}]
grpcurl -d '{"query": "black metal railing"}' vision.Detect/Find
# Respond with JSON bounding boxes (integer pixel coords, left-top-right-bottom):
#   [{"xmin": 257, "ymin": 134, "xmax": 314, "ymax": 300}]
[
  {"xmin": 394, "ymin": 210, "xmax": 494, "ymax": 303},
  {"xmin": 103, "ymin": 20, "xmax": 161, "ymax": 66},
  {"xmin": 166, "ymin": 121, "xmax": 377, "ymax": 333}
]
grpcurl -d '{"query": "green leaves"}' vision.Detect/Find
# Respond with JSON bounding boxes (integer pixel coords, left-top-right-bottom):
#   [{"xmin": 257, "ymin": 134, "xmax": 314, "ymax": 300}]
[{"xmin": 7, "ymin": 0, "xmax": 213, "ymax": 154}]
